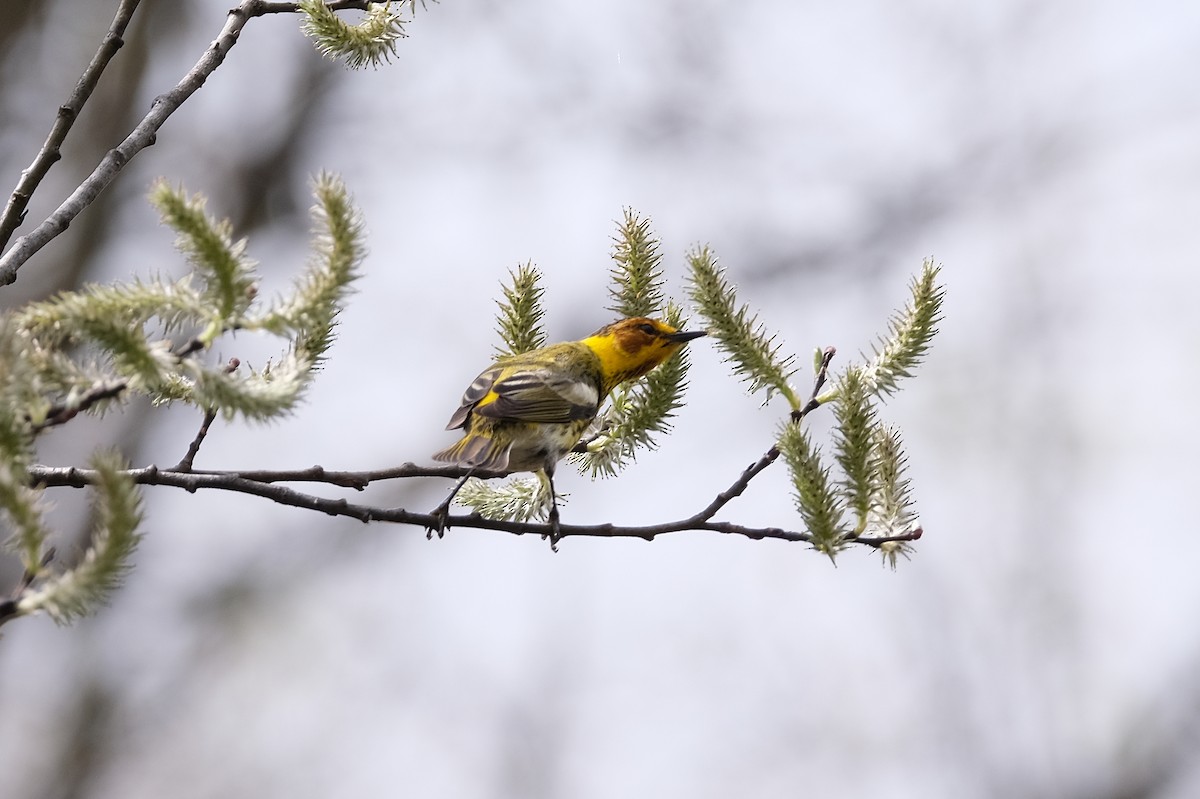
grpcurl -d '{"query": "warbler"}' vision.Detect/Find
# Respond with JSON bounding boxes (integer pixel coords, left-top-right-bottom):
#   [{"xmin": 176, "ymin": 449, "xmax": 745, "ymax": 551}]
[{"xmin": 431, "ymin": 316, "xmax": 706, "ymax": 540}]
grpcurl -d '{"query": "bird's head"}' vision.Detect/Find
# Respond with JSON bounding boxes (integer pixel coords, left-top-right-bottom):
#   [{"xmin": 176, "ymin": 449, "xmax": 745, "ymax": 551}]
[{"xmin": 584, "ymin": 317, "xmax": 707, "ymax": 391}]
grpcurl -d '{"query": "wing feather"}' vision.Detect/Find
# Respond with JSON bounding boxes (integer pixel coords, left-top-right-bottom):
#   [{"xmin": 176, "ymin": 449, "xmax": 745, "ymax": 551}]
[
  {"xmin": 475, "ymin": 367, "xmax": 599, "ymax": 423},
  {"xmin": 445, "ymin": 367, "xmax": 503, "ymax": 430}
]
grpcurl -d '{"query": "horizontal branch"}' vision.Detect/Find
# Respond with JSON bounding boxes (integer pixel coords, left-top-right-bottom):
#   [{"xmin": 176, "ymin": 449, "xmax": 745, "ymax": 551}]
[
  {"xmin": 185, "ymin": 463, "xmax": 507, "ymax": 489},
  {"xmin": 248, "ymin": 0, "xmax": 372, "ymax": 11},
  {"xmin": 25, "ymin": 464, "xmax": 918, "ymax": 549},
  {"xmin": 0, "ymin": 0, "xmax": 373, "ymax": 287}
]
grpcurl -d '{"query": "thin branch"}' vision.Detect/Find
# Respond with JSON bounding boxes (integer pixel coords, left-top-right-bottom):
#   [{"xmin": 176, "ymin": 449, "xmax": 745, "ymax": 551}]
[
  {"xmin": 794, "ymin": 346, "xmax": 836, "ymax": 419},
  {"xmin": 0, "ymin": 548, "xmax": 55, "ymax": 628},
  {"xmin": 0, "ymin": 0, "xmax": 143, "ymax": 254},
  {"xmin": 172, "ymin": 357, "xmax": 240, "ymax": 471},
  {"xmin": 249, "ymin": 1, "xmax": 372, "ymax": 11},
  {"xmin": 0, "ymin": 0, "xmax": 373, "ymax": 287},
  {"xmin": 28, "ymin": 339, "xmax": 224, "ymax": 435},
  {"xmin": 692, "ymin": 346, "xmax": 836, "ymax": 522},
  {"xmin": 172, "ymin": 337, "xmax": 208, "ymax": 359},
  {"xmin": 177, "ymin": 463, "xmax": 503, "ymax": 489},
  {"xmin": 25, "ymin": 464, "xmax": 920, "ymax": 548},
  {"xmin": 173, "ymin": 408, "xmax": 217, "ymax": 473},
  {"xmin": 31, "ymin": 380, "xmax": 129, "ymax": 432}
]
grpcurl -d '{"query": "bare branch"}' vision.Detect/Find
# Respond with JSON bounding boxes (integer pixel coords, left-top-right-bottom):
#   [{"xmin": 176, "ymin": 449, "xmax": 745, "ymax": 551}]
[
  {"xmin": 250, "ymin": 1, "xmax": 372, "ymax": 12},
  {"xmin": 171, "ymin": 357, "xmax": 240, "ymax": 471},
  {"xmin": 173, "ymin": 408, "xmax": 217, "ymax": 473},
  {"xmin": 25, "ymin": 463, "xmax": 920, "ymax": 548},
  {"xmin": 0, "ymin": 0, "xmax": 373, "ymax": 287},
  {"xmin": 0, "ymin": 549, "xmax": 55, "ymax": 629},
  {"xmin": 141, "ymin": 463, "xmax": 498, "ymax": 489},
  {"xmin": 31, "ymin": 380, "xmax": 129, "ymax": 432},
  {"xmin": 29, "ymin": 463, "xmax": 506, "ymax": 492},
  {"xmin": 692, "ymin": 346, "xmax": 836, "ymax": 522},
  {"xmin": 0, "ymin": 0, "xmax": 143, "ymax": 254}
]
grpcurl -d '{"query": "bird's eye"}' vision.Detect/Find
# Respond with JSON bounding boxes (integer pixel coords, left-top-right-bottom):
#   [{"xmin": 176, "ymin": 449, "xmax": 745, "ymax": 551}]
[{"xmin": 638, "ymin": 323, "xmax": 657, "ymax": 335}]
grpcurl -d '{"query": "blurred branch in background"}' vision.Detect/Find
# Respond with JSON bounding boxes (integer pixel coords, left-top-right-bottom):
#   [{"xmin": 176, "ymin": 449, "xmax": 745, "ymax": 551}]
[
  {"xmin": 0, "ymin": 1, "xmax": 404, "ymax": 638},
  {"xmin": 0, "ymin": 0, "xmax": 378, "ymax": 288},
  {"xmin": 0, "ymin": 0, "xmax": 141, "ymax": 254}
]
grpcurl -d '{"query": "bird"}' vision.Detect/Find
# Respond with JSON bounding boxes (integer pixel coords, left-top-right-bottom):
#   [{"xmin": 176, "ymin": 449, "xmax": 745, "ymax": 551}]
[{"xmin": 431, "ymin": 316, "xmax": 706, "ymax": 543}]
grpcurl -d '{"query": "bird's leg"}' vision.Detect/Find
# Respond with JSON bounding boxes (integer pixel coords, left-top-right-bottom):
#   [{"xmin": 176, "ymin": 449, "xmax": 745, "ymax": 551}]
[
  {"xmin": 538, "ymin": 469, "xmax": 562, "ymax": 552},
  {"xmin": 428, "ymin": 469, "xmax": 474, "ymax": 539}
]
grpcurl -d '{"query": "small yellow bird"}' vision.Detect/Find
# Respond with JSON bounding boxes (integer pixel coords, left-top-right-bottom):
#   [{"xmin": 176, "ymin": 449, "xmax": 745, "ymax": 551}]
[{"xmin": 432, "ymin": 316, "xmax": 706, "ymax": 539}]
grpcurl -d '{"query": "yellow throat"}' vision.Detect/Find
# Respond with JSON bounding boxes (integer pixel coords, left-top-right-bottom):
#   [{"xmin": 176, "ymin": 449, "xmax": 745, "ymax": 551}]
[{"xmin": 581, "ymin": 317, "xmax": 706, "ymax": 393}]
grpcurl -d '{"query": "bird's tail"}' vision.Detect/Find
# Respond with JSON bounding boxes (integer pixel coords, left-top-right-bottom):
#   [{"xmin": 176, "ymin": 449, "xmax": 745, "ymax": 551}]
[{"xmin": 432, "ymin": 433, "xmax": 511, "ymax": 472}]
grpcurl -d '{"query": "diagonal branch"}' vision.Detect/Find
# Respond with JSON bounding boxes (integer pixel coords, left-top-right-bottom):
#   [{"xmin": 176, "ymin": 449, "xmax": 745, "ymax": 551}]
[
  {"xmin": 0, "ymin": 0, "xmax": 373, "ymax": 287},
  {"xmin": 692, "ymin": 346, "xmax": 837, "ymax": 522},
  {"xmin": 171, "ymin": 356, "xmax": 241, "ymax": 471},
  {"xmin": 0, "ymin": 548, "xmax": 57, "ymax": 628},
  {"xmin": 31, "ymin": 380, "xmax": 129, "ymax": 432},
  {"xmin": 173, "ymin": 408, "xmax": 218, "ymax": 473},
  {"xmin": 0, "ymin": 0, "xmax": 143, "ymax": 254}
]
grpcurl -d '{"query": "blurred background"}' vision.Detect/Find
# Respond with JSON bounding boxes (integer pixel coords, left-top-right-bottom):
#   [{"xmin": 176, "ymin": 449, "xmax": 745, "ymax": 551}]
[{"xmin": 2, "ymin": 1, "xmax": 1199, "ymax": 797}]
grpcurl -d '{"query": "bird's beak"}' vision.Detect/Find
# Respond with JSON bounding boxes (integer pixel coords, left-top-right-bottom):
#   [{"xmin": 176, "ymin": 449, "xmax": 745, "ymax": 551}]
[{"xmin": 666, "ymin": 329, "xmax": 707, "ymax": 342}]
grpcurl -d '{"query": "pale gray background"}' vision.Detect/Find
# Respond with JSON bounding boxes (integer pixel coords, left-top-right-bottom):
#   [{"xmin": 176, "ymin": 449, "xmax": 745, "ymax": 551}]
[{"xmin": 1, "ymin": 1, "xmax": 1198, "ymax": 797}]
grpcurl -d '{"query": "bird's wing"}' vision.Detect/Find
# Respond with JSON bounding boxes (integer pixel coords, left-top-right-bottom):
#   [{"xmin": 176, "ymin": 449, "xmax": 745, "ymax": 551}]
[
  {"xmin": 471, "ymin": 366, "xmax": 600, "ymax": 424},
  {"xmin": 445, "ymin": 366, "xmax": 503, "ymax": 430}
]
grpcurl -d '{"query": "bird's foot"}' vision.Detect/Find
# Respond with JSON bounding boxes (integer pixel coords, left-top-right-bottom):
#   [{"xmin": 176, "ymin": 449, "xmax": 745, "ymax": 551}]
[
  {"xmin": 428, "ymin": 471, "xmax": 475, "ymax": 540},
  {"xmin": 544, "ymin": 505, "xmax": 561, "ymax": 552},
  {"xmin": 427, "ymin": 499, "xmax": 452, "ymax": 540}
]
